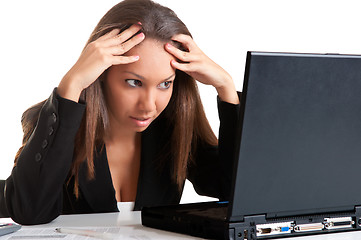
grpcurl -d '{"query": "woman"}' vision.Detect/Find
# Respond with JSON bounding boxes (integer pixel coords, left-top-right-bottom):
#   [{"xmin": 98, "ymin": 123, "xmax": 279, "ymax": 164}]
[{"xmin": 0, "ymin": 0, "xmax": 240, "ymax": 224}]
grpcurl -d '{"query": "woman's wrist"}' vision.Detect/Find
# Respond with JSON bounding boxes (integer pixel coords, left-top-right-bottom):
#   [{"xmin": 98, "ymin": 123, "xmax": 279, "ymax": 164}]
[
  {"xmin": 57, "ymin": 74, "xmax": 83, "ymax": 103},
  {"xmin": 215, "ymin": 76, "xmax": 240, "ymax": 105}
]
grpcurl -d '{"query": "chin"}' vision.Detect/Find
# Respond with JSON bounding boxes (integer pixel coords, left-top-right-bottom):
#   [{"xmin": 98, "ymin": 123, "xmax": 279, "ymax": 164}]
[{"xmin": 135, "ymin": 126, "xmax": 150, "ymax": 133}]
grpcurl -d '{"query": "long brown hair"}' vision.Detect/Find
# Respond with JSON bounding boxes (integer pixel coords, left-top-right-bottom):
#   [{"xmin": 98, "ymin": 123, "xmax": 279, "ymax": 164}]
[{"xmin": 15, "ymin": 0, "xmax": 217, "ymax": 196}]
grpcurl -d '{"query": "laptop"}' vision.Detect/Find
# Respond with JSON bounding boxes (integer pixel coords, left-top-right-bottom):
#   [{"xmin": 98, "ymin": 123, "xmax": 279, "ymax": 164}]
[{"xmin": 141, "ymin": 51, "xmax": 361, "ymax": 239}]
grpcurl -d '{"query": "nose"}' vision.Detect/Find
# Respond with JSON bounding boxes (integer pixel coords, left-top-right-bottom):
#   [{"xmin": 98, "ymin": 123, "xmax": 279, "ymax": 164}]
[{"xmin": 137, "ymin": 88, "xmax": 156, "ymax": 113}]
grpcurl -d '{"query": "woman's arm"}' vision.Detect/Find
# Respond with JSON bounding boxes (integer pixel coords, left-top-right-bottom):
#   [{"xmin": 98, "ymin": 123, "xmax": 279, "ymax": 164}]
[
  {"xmin": 4, "ymin": 89, "xmax": 85, "ymax": 225},
  {"xmin": 165, "ymin": 35, "xmax": 240, "ymax": 199},
  {"xmin": 187, "ymin": 94, "xmax": 241, "ymax": 200},
  {"xmin": 3, "ymin": 24, "xmax": 146, "ymax": 224}
]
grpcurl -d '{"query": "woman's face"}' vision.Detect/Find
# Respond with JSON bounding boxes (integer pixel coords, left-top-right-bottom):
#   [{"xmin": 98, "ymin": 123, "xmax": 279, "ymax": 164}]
[{"xmin": 104, "ymin": 39, "xmax": 176, "ymax": 134}]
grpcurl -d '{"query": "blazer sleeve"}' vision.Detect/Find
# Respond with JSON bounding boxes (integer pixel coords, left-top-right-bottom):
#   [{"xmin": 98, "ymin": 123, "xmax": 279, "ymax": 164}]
[
  {"xmin": 3, "ymin": 88, "xmax": 85, "ymax": 225},
  {"xmin": 187, "ymin": 92, "xmax": 241, "ymax": 201}
]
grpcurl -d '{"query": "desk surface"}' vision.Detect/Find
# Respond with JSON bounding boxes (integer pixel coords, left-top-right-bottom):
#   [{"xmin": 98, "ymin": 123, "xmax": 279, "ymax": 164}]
[{"xmin": 2, "ymin": 209, "xmax": 361, "ymax": 239}]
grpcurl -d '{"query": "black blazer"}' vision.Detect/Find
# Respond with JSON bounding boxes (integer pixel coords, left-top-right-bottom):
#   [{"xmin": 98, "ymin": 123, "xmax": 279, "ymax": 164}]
[{"xmin": 0, "ymin": 88, "xmax": 240, "ymax": 225}]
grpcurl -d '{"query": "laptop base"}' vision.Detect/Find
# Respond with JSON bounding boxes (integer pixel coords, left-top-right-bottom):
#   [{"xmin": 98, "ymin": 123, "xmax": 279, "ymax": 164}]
[
  {"xmin": 142, "ymin": 201, "xmax": 229, "ymax": 239},
  {"xmin": 142, "ymin": 202, "xmax": 361, "ymax": 239}
]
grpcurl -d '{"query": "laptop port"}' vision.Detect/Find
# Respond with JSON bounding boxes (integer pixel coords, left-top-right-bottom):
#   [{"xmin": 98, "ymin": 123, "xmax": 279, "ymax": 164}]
[
  {"xmin": 294, "ymin": 223, "xmax": 324, "ymax": 232},
  {"xmin": 256, "ymin": 222, "xmax": 292, "ymax": 236},
  {"xmin": 324, "ymin": 217, "xmax": 354, "ymax": 230}
]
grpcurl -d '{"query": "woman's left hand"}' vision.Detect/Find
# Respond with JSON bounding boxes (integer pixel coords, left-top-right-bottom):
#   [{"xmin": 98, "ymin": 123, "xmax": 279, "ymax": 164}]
[{"xmin": 165, "ymin": 34, "xmax": 239, "ymax": 104}]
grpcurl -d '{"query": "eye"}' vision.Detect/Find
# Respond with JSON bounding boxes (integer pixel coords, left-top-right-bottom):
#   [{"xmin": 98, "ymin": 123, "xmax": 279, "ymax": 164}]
[
  {"xmin": 157, "ymin": 81, "xmax": 173, "ymax": 90},
  {"xmin": 126, "ymin": 79, "xmax": 142, "ymax": 87}
]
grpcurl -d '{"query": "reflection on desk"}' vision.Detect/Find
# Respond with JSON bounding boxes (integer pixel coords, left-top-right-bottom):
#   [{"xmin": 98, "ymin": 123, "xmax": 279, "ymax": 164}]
[{"xmin": 1, "ymin": 203, "xmax": 361, "ymax": 239}]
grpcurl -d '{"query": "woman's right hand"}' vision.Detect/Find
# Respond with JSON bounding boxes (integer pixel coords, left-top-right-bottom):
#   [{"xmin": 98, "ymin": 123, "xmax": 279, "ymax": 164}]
[{"xmin": 58, "ymin": 24, "xmax": 145, "ymax": 102}]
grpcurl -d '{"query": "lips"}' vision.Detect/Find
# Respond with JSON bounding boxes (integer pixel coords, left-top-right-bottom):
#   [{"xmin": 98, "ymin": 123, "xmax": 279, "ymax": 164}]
[
  {"xmin": 130, "ymin": 116, "xmax": 152, "ymax": 128},
  {"xmin": 133, "ymin": 117, "xmax": 150, "ymax": 121}
]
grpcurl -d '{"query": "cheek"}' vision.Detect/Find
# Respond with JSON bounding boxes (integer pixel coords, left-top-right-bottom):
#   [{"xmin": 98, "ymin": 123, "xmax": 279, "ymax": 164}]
[
  {"xmin": 105, "ymin": 84, "xmax": 135, "ymax": 114},
  {"xmin": 156, "ymin": 90, "xmax": 173, "ymax": 112}
]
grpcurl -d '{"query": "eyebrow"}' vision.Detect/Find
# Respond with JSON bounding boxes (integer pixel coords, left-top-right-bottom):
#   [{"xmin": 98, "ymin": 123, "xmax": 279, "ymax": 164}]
[{"xmin": 124, "ymin": 71, "xmax": 175, "ymax": 81}]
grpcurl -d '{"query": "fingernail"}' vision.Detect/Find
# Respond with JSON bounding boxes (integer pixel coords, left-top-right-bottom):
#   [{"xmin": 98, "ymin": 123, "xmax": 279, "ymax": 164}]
[
  {"xmin": 166, "ymin": 43, "xmax": 172, "ymax": 48},
  {"xmin": 134, "ymin": 56, "xmax": 140, "ymax": 60},
  {"xmin": 137, "ymin": 22, "xmax": 142, "ymax": 26},
  {"xmin": 138, "ymin": 32, "xmax": 145, "ymax": 38}
]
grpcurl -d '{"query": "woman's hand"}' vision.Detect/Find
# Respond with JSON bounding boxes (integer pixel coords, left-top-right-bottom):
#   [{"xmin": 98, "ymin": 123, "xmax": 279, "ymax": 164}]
[
  {"xmin": 165, "ymin": 34, "xmax": 239, "ymax": 104},
  {"xmin": 58, "ymin": 24, "xmax": 145, "ymax": 102}
]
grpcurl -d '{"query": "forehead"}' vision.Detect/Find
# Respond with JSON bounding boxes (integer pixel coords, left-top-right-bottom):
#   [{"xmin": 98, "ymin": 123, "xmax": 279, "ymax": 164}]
[{"xmin": 111, "ymin": 39, "xmax": 176, "ymax": 79}]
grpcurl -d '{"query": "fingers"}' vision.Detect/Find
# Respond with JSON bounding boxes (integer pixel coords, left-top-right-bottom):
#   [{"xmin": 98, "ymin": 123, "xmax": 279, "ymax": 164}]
[
  {"xmin": 89, "ymin": 24, "xmax": 145, "ymax": 66},
  {"xmin": 165, "ymin": 43, "xmax": 194, "ymax": 63},
  {"xmin": 110, "ymin": 32, "xmax": 145, "ymax": 56},
  {"xmin": 171, "ymin": 34, "xmax": 197, "ymax": 52},
  {"xmin": 165, "ymin": 45, "xmax": 193, "ymax": 72},
  {"xmin": 111, "ymin": 55, "xmax": 140, "ymax": 65},
  {"xmin": 170, "ymin": 59, "xmax": 192, "ymax": 72},
  {"xmin": 101, "ymin": 24, "xmax": 143, "ymax": 48},
  {"xmin": 165, "ymin": 35, "xmax": 202, "ymax": 73},
  {"xmin": 165, "ymin": 34, "xmax": 201, "ymax": 63},
  {"xmin": 97, "ymin": 28, "xmax": 121, "ymax": 41},
  {"xmin": 115, "ymin": 24, "xmax": 143, "ymax": 45}
]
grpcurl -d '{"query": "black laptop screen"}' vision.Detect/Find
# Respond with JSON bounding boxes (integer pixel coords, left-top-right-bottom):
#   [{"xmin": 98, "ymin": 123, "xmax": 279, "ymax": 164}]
[{"xmin": 229, "ymin": 52, "xmax": 361, "ymax": 221}]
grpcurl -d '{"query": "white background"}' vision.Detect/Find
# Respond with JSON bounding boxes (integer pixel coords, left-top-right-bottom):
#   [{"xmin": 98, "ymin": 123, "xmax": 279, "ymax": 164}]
[{"xmin": 0, "ymin": 0, "xmax": 361, "ymax": 202}]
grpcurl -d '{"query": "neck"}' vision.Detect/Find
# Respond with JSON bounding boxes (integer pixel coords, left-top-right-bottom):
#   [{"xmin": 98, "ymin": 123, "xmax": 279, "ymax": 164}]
[
  {"xmin": 105, "ymin": 115, "xmax": 140, "ymax": 145},
  {"xmin": 106, "ymin": 105, "xmax": 141, "ymax": 140},
  {"xmin": 105, "ymin": 126, "xmax": 140, "ymax": 145}
]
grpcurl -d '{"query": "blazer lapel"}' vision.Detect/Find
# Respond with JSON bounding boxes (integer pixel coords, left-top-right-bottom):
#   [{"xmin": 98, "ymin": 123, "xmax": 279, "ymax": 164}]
[
  {"xmin": 78, "ymin": 148, "xmax": 118, "ymax": 212},
  {"xmin": 134, "ymin": 116, "xmax": 181, "ymax": 210}
]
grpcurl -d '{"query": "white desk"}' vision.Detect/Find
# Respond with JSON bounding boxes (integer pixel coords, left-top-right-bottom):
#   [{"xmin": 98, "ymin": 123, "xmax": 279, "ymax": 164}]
[{"xmin": 2, "ymin": 208, "xmax": 361, "ymax": 240}]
